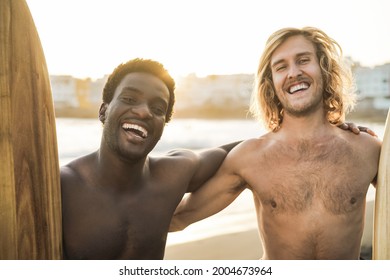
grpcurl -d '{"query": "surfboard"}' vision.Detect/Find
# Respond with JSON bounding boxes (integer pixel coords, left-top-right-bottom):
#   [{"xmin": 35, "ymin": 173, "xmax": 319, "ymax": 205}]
[
  {"xmin": 0, "ymin": 0, "xmax": 62, "ymax": 259},
  {"xmin": 373, "ymin": 109, "xmax": 390, "ymax": 259}
]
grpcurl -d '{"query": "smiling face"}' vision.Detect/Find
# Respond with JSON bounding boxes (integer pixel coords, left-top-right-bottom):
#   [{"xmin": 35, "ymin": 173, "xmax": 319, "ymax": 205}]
[
  {"xmin": 100, "ymin": 72, "xmax": 170, "ymax": 161},
  {"xmin": 270, "ymin": 35, "xmax": 324, "ymax": 118}
]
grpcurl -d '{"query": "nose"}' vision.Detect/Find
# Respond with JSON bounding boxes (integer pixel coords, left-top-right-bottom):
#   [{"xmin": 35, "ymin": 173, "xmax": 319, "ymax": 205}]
[
  {"xmin": 288, "ymin": 64, "xmax": 303, "ymax": 79},
  {"xmin": 132, "ymin": 103, "xmax": 153, "ymax": 119}
]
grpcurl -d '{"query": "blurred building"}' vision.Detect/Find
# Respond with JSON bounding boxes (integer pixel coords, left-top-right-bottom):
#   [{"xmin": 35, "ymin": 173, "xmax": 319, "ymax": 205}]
[
  {"xmin": 50, "ymin": 75, "xmax": 79, "ymax": 108},
  {"xmin": 353, "ymin": 63, "xmax": 390, "ymax": 111},
  {"xmin": 50, "ymin": 61, "xmax": 390, "ymax": 119},
  {"xmin": 175, "ymin": 74, "xmax": 253, "ymax": 106},
  {"xmin": 89, "ymin": 75, "xmax": 108, "ymax": 106}
]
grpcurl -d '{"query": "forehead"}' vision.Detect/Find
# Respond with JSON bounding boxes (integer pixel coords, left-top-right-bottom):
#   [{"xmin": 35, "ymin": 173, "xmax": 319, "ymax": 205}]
[
  {"xmin": 271, "ymin": 35, "xmax": 316, "ymax": 64},
  {"xmin": 114, "ymin": 72, "xmax": 170, "ymax": 101}
]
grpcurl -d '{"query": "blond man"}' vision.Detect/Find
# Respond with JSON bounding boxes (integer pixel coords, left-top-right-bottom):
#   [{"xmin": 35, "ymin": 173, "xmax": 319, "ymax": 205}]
[{"xmin": 171, "ymin": 27, "xmax": 381, "ymax": 260}]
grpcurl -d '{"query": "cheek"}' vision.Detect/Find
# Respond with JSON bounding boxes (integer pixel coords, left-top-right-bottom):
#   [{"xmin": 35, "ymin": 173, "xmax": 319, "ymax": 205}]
[
  {"xmin": 312, "ymin": 72, "xmax": 324, "ymax": 94},
  {"xmin": 310, "ymin": 65, "xmax": 323, "ymax": 82},
  {"xmin": 152, "ymin": 119, "xmax": 166, "ymax": 138},
  {"xmin": 157, "ymin": 122, "xmax": 166, "ymax": 136},
  {"xmin": 271, "ymin": 73, "xmax": 284, "ymax": 92}
]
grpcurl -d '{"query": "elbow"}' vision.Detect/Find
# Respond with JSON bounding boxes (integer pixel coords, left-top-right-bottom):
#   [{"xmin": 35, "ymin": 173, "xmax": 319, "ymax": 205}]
[{"xmin": 169, "ymin": 215, "xmax": 188, "ymax": 232}]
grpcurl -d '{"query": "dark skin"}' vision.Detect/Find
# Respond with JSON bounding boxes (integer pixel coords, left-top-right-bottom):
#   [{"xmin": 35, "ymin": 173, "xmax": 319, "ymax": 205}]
[
  {"xmin": 61, "ymin": 150, "xmax": 232, "ymax": 259},
  {"xmin": 60, "ymin": 70, "xmax": 374, "ymax": 260},
  {"xmin": 60, "ymin": 72, "xmax": 238, "ymax": 259}
]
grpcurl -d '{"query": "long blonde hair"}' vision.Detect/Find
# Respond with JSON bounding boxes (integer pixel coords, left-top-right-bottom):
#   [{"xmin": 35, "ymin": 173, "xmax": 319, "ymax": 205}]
[{"xmin": 250, "ymin": 27, "xmax": 356, "ymax": 131}]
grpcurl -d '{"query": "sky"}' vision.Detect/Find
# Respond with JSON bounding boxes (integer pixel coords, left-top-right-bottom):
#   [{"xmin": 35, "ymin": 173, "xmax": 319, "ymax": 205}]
[{"xmin": 26, "ymin": 0, "xmax": 390, "ymax": 80}]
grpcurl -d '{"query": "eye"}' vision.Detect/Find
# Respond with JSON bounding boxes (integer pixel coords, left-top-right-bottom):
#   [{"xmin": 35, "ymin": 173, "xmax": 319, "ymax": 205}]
[
  {"xmin": 122, "ymin": 96, "xmax": 138, "ymax": 104},
  {"xmin": 298, "ymin": 57, "xmax": 310, "ymax": 64},
  {"xmin": 151, "ymin": 105, "xmax": 166, "ymax": 116},
  {"xmin": 273, "ymin": 63, "xmax": 287, "ymax": 72}
]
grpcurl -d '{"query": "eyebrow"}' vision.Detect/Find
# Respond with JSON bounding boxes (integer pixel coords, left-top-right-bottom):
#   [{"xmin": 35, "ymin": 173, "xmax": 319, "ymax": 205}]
[
  {"xmin": 121, "ymin": 86, "xmax": 141, "ymax": 94},
  {"xmin": 121, "ymin": 86, "xmax": 168, "ymax": 105},
  {"xmin": 271, "ymin": 51, "xmax": 314, "ymax": 68}
]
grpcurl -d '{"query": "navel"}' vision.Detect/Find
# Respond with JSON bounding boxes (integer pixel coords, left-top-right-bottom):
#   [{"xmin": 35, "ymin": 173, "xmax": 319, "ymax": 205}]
[
  {"xmin": 270, "ymin": 200, "xmax": 277, "ymax": 208},
  {"xmin": 350, "ymin": 197, "xmax": 357, "ymax": 204}
]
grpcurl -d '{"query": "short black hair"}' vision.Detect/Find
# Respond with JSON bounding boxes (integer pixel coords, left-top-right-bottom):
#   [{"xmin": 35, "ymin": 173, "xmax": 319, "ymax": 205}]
[{"xmin": 102, "ymin": 58, "xmax": 176, "ymax": 122}]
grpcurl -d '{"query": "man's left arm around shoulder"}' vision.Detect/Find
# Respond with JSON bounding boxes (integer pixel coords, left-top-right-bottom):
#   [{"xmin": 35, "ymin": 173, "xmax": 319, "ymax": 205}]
[{"xmin": 186, "ymin": 141, "xmax": 242, "ymax": 193}]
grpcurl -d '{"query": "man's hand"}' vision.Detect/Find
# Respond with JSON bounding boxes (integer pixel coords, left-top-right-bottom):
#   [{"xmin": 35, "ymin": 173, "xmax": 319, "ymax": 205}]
[{"xmin": 338, "ymin": 122, "xmax": 377, "ymax": 137}]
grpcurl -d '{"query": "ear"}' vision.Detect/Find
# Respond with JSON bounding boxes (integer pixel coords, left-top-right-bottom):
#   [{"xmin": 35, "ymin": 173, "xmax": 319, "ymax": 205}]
[{"xmin": 99, "ymin": 103, "xmax": 108, "ymax": 124}]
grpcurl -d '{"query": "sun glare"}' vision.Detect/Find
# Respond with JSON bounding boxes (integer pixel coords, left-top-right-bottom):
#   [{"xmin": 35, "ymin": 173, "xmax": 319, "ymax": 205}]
[{"xmin": 26, "ymin": 0, "xmax": 390, "ymax": 79}]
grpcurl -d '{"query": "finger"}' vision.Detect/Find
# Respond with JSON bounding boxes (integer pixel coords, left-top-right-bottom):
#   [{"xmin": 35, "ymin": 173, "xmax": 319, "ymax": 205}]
[
  {"xmin": 367, "ymin": 129, "xmax": 378, "ymax": 137},
  {"xmin": 352, "ymin": 126, "xmax": 360, "ymax": 134},
  {"xmin": 358, "ymin": 126, "xmax": 378, "ymax": 137},
  {"xmin": 344, "ymin": 122, "xmax": 360, "ymax": 134},
  {"xmin": 347, "ymin": 122, "xmax": 359, "ymax": 131},
  {"xmin": 338, "ymin": 123, "xmax": 349, "ymax": 130}
]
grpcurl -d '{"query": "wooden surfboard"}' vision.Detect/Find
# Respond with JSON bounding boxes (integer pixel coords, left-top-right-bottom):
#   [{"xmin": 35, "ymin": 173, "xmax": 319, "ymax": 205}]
[
  {"xmin": 373, "ymin": 109, "xmax": 390, "ymax": 259},
  {"xmin": 0, "ymin": 0, "xmax": 62, "ymax": 259}
]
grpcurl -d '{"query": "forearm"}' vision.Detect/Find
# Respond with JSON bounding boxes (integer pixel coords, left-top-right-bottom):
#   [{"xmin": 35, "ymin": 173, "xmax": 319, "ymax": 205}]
[
  {"xmin": 169, "ymin": 216, "xmax": 187, "ymax": 232},
  {"xmin": 169, "ymin": 197, "xmax": 208, "ymax": 232},
  {"xmin": 188, "ymin": 141, "xmax": 242, "ymax": 192},
  {"xmin": 169, "ymin": 206, "xmax": 192, "ymax": 232},
  {"xmin": 176, "ymin": 148, "xmax": 246, "ymax": 231},
  {"xmin": 170, "ymin": 181, "xmax": 245, "ymax": 232}
]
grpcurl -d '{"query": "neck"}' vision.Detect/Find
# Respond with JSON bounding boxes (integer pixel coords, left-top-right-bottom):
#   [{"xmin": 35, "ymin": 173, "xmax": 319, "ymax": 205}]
[
  {"xmin": 278, "ymin": 109, "xmax": 332, "ymax": 140},
  {"xmin": 95, "ymin": 144, "xmax": 150, "ymax": 192}
]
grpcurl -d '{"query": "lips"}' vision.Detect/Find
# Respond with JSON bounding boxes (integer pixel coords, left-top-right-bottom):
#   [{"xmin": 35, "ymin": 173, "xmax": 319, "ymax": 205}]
[
  {"xmin": 122, "ymin": 123, "xmax": 148, "ymax": 139},
  {"xmin": 288, "ymin": 82, "xmax": 310, "ymax": 94}
]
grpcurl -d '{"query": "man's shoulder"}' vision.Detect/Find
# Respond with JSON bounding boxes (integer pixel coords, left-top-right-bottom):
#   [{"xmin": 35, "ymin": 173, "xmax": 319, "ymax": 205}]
[
  {"xmin": 337, "ymin": 128, "xmax": 381, "ymax": 163},
  {"xmin": 60, "ymin": 164, "xmax": 83, "ymax": 189},
  {"xmin": 222, "ymin": 135, "xmax": 274, "ymax": 166},
  {"xmin": 60, "ymin": 153, "xmax": 96, "ymax": 186},
  {"xmin": 341, "ymin": 127, "xmax": 381, "ymax": 150},
  {"xmin": 150, "ymin": 149, "xmax": 198, "ymax": 170},
  {"xmin": 236, "ymin": 133, "xmax": 275, "ymax": 152},
  {"xmin": 165, "ymin": 148, "xmax": 197, "ymax": 158},
  {"xmin": 358, "ymin": 132, "xmax": 381, "ymax": 158}
]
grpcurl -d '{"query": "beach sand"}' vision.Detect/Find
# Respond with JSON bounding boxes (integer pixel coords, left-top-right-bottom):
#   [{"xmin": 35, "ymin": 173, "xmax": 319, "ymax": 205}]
[
  {"xmin": 164, "ymin": 189, "xmax": 375, "ymax": 260},
  {"xmin": 165, "ymin": 228, "xmax": 262, "ymax": 260}
]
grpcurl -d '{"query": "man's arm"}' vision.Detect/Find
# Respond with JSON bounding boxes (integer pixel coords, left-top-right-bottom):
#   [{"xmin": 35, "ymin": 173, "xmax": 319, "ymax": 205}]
[
  {"xmin": 182, "ymin": 121, "xmax": 370, "ymax": 191},
  {"xmin": 185, "ymin": 141, "xmax": 242, "ymax": 192},
  {"xmin": 170, "ymin": 148, "xmax": 246, "ymax": 232}
]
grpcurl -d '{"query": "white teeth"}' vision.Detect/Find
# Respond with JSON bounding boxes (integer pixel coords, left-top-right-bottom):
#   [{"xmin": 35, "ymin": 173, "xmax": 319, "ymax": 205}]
[
  {"xmin": 289, "ymin": 83, "xmax": 309, "ymax": 94},
  {"xmin": 122, "ymin": 123, "xmax": 148, "ymax": 138}
]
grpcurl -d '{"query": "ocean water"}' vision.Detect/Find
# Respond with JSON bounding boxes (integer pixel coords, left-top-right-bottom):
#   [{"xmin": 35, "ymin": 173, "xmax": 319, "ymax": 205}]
[
  {"xmin": 56, "ymin": 117, "xmax": 266, "ymax": 166},
  {"xmin": 56, "ymin": 118, "xmax": 385, "ymax": 247},
  {"xmin": 56, "ymin": 117, "xmax": 386, "ymax": 165}
]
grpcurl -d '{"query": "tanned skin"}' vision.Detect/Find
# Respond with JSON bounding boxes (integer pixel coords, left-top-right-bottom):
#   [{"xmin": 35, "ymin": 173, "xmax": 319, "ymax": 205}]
[
  {"xmin": 170, "ymin": 35, "xmax": 381, "ymax": 260},
  {"xmin": 61, "ymin": 59, "xmax": 374, "ymax": 260},
  {"xmin": 61, "ymin": 72, "xmax": 237, "ymax": 259}
]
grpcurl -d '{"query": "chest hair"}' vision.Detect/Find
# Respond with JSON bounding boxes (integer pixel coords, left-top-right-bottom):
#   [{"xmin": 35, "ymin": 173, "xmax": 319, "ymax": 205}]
[{"xmin": 257, "ymin": 138, "xmax": 367, "ymax": 215}]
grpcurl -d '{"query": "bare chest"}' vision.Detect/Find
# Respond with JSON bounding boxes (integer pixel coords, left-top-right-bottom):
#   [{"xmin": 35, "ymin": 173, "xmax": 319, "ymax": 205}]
[
  {"xmin": 248, "ymin": 139, "xmax": 373, "ymax": 215},
  {"xmin": 62, "ymin": 185, "xmax": 180, "ymax": 259}
]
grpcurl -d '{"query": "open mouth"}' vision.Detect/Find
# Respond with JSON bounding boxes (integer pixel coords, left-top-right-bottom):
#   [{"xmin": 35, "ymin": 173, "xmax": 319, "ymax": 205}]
[
  {"xmin": 122, "ymin": 123, "xmax": 148, "ymax": 139},
  {"xmin": 288, "ymin": 82, "xmax": 309, "ymax": 94}
]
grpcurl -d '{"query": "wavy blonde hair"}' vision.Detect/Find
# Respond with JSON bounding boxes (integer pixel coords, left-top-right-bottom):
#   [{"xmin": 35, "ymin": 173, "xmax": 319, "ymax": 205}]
[{"xmin": 249, "ymin": 27, "xmax": 356, "ymax": 131}]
